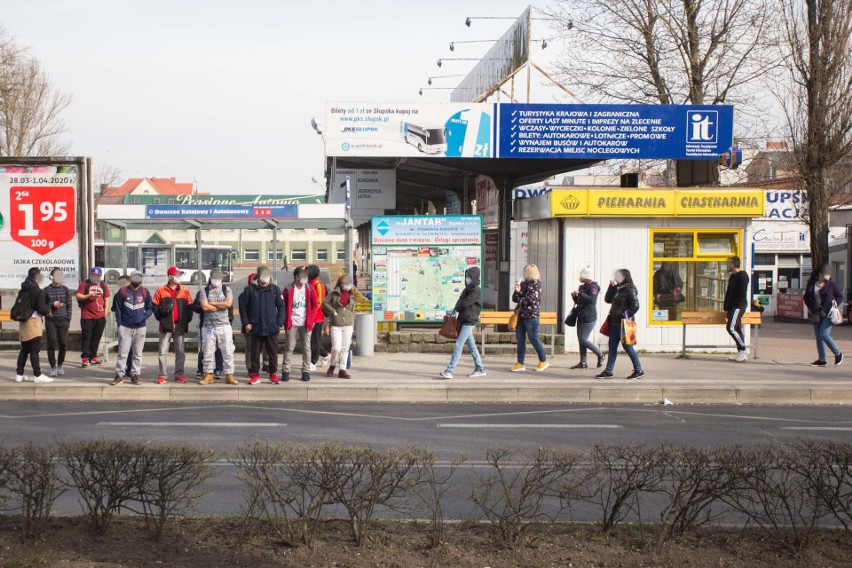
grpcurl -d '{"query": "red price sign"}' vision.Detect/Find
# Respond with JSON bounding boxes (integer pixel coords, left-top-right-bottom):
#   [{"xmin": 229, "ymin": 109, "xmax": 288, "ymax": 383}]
[{"xmin": 10, "ymin": 186, "xmax": 76, "ymax": 255}]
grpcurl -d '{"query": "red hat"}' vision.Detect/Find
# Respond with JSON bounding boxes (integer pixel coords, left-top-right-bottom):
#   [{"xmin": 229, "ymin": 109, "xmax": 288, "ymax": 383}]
[
  {"xmin": 167, "ymin": 266, "xmax": 183, "ymax": 277},
  {"xmin": 248, "ymin": 272, "xmax": 256, "ymax": 283}
]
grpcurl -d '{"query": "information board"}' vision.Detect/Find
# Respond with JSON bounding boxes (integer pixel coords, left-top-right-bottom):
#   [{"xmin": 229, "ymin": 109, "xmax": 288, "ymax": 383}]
[
  {"xmin": 371, "ymin": 216, "xmax": 482, "ymax": 322},
  {"xmin": 145, "ymin": 204, "xmax": 298, "ymax": 219}
]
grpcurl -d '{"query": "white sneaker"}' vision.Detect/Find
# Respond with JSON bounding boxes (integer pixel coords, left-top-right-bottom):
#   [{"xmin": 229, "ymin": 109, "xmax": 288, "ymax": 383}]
[
  {"xmin": 732, "ymin": 351, "xmax": 748, "ymax": 363},
  {"xmin": 468, "ymin": 369, "xmax": 487, "ymax": 378},
  {"xmin": 321, "ymin": 354, "xmax": 331, "ymax": 367},
  {"xmin": 33, "ymin": 375, "xmax": 54, "ymax": 384},
  {"xmin": 309, "ymin": 363, "xmax": 317, "ymax": 372},
  {"xmin": 57, "ymin": 366, "xmax": 65, "ymax": 376},
  {"xmin": 439, "ymin": 370, "xmax": 453, "ymax": 380},
  {"xmin": 15, "ymin": 374, "xmax": 26, "ymax": 383},
  {"xmin": 49, "ymin": 367, "xmax": 58, "ymax": 377}
]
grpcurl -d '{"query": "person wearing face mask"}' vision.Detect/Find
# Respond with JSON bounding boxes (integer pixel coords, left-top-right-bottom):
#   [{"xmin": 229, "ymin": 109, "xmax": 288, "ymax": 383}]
[
  {"xmin": 152, "ymin": 267, "xmax": 194, "ymax": 385},
  {"xmin": 13, "ymin": 267, "xmax": 53, "ymax": 384},
  {"xmin": 76, "ymin": 266, "xmax": 110, "ymax": 367},
  {"xmin": 597, "ymin": 269, "xmax": 643, "ymax": 380},
  {"xmin": 112, "ymin": 275, "xmax": 133, "ymax": 378},
  {"xmin": 804, "ymin": 263, "xmax": 844, "ymax": 367},
  {"xmin": 44, "ymin": 267, "xmax": 73, "ymax": 377},
  {"xmin": 306, "ymin": 264, "xmax": 330, "ymax": 371},
  {"xmin": 197, "ymin": 268, "xmax": 237, "ymax": 385},
  {"xmin": 111, "ymin": 271, "xmax": 153, "ymax": 385},
  {"xmin": 570, "ymin": 266, "xmax": 604, "ymax": 370},
  {"xmin": 440, "ymin": 267, "xmax": 485, "ymax": 379},
  {"xmin": 240, "ymin": 265, "xmax": 285, "ymax": 385},
  {"xmin": 238, "ymin": 273, "xmax": 268, "ymax": 376},
  {"xmin": 322, "ymin": 274, "xmax": 360, "ymax": 379},
  {"xmin": 283, "ymin": 266, "xmax": 318, "ymax": 382}
]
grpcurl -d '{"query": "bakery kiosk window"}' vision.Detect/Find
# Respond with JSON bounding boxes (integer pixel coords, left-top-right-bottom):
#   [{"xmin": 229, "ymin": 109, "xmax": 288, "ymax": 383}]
[{"xmin": 649, "ymin": 229, "xmax": 742, "ymax": 324}]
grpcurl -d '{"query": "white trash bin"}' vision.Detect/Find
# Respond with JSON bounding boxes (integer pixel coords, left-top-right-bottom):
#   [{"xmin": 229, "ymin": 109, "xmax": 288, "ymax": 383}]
[{"xmin": 354, "ymin": 313, "xmax": 375, "ymax": 357}]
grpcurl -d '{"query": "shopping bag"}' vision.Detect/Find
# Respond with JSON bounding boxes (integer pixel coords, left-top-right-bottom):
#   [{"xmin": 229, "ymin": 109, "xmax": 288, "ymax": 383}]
[
  {"xmin": 599, "ymin": 318, "xmax": 610, "ymax": 337},
  {"xmin": 564, "ymin": 306, "xmax": 578, "ymax": 327},
  {"xmin": 829, "ymin": 301, "xmax": 843, "ymax": 325},
  {"xmin": 508, "ymin": 308, "xmax": 520, "ymax": 331},
  {"xmin": 621, "ymin": 312, "xmax": 637, "ymax": 346},
  {"xmin": 438, "ymin": 314, "xmax": 461, "ymax": 340}
]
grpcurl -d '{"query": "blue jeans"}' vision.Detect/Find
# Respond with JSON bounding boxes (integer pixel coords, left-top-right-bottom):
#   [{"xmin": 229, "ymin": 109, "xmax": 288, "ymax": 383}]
[
  {"xmin": 813, "ymin": 316, "xmax": 840, "ymax": 362},
  {"xmin": 516, "ymin": 317, "xmax": 547, "ymax": 365},
  {"xmin": 446, "ymin": 324, "xmax": 483, "ymax": 373},
  {"xmin": 577, "ymin": 319, "xmax": 602, "ymax": 363},
  {"xmin": 605, "ymin": 319, "xmax": 642, "ymax": 373}
]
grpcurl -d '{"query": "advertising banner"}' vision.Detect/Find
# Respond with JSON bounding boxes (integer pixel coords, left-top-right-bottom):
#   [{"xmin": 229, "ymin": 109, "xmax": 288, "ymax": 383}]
[
  {"xmin": 549, "ymin": 189, "xmax": 763, "ymax": 217},
  {"xmin": 498, "ymin": 104, "xmax": 734, "ymax": 160},
  {"xmin": 371, "ymin": 215, "xmax": 482, "ymax": 322},
  {"xmin": 0, "ymin": 165, "xmax": 81, "ymax": 288},
  {"xmin": 475, "ymin": 175, "xmax": 499, "ymax": 229},
  {"xmin": 145, "ymin": 204, "xmax": 298, "ymax": 219},
  {"xmin": 331, "ymin": 169, "xmax": 396, "ymax": 210},
  {"xmin": 761, "ymin": 190, "xmax": 805, "ymax": 220},
  {"xmin": 326, "ymin": 102, "xmax": 495, "ymax": 158},
  {"xmin": 451, "ymin": 7, "xmax": 530, "ymax": 103},
  {"xmin": 751, "ymin": 220, "xmax": 810, "ymax": 252},
  {"xmin": 173, "ymin": 194, "xmax": 324, "ymax": 205}
]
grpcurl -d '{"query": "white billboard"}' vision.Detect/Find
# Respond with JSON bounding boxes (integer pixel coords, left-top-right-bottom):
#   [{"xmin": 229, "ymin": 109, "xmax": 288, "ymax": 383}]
[
  {"xmin": 332, "ymin": 169, "xmax": 396, "ymax": 210},
  {"xmin": 325, "ymin": 102, "xmax": 494, "ymax": 158}
]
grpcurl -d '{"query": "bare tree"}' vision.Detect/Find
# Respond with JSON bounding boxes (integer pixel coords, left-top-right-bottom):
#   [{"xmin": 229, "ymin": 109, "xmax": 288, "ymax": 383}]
[
  {"xmin": 0, "ymin": 28, "xmax": 71, "ymax": 157},
  {"xmin": 778, "ymin": 0, "xmax": 852, "ymax": 268},
  {"xmin": 94, "ymin": 162, "xmax": 123, "ymax": 194}
]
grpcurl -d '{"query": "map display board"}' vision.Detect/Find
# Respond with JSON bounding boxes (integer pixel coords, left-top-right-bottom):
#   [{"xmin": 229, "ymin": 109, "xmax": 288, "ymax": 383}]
[{"xmin": 371, "ymin": 216, "xmax": 482, "ymax": 322}]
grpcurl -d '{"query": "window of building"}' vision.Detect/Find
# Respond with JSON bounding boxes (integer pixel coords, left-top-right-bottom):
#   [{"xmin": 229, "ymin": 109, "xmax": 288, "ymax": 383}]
[
  {"xmin": 132, "ymin": 197, "xmax": 141, "ymax": 204},
  {"xmin": 337, "ymin": 249, "xmax": 347, "ymax": 261},
  {"xmin": 649, "ymin": 228, "xmax": 741, "ymax": 324},
  {"xmin": 152, "ymin": 198, "xmax": 161, "ymax": 204},
  {"xmin": 244, "ymin": 250, "xmax": 260, "ymax": 262},
  {"xmin": 291, "ymin": 249, "xmax": 307, "ymax": 261},
  {"xmin": 168, "ymin": 198, "xmax": 175, "ymax": 204},
  {"xmin": 267, "ymin": 250, "xmax": 284, "ymax": 261},
  {"xmin": 753, "ymin": 253, "xmax": 775, "ymax": 266},
  {"xmin": 316, "ymin": 249, "xmax": 328, "ymax": 261}
]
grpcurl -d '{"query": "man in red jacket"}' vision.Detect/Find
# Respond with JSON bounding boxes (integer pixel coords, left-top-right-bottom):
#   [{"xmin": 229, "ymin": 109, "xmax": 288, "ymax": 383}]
[
  {"xmin": 306, "ymin": 264, "xmax": 330, "ymax": 370},
  {"xmin": 282, "ymin": 266, "xmax": 317, "ymax": 382}
]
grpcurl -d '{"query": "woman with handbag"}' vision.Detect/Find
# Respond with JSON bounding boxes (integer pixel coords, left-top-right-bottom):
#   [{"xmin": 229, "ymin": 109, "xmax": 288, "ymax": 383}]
[
  {"xmin": 596, "ymin": 269, "xmax": 644, "ymax": 380},
  {"xmin": 440, "ymin": 267, "xmax": 485, "ymax": 379},
  {"xmin": 511, "ymin": 264, "xmax": 549, "ymax": 372},
  {"xmin": 803, "ymin": 264, "xmax": 844, "ymax": 367},
  {"xmin": 570, "ymin": 266, "xmax": 604, "ymax": 369}
]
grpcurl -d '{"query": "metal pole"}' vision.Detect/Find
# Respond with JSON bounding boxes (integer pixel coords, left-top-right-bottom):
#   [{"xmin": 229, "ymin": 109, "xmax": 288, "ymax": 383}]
[
  {"xmin": 272, "ymin": 223, "xmax": 279, "ymax": 281},
  {"xmin": 195, "ymin": 227, "xmax": 203, "ymax": 289}
]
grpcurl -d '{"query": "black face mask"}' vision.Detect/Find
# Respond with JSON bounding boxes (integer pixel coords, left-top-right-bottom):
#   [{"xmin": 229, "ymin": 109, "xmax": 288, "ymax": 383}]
[{"xmin": 131, "ymin": 280, "xmax": 143, "ymax": 287}]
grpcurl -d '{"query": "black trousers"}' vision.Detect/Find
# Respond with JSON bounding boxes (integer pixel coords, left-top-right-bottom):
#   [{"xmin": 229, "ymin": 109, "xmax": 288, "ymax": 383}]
[
  {"xmin": 45, "ymin": 320, "xmax": 69, "ymax": 367},
  {"xmin": 16, "ymin": 337, "xmax": 42, "ymax": 376},
  {"xmin": 310, "ymin": 322, "xmax": 328, "ymax": 364},
  {"xmin": 250, "ymin": 334, "xmax": 278, "ymax": 375},
  {"xmin": 726, "ymin": 307, "xmax": 746, "ymax": 352},
  {"xmin": 80, "ymin": 317, "xmax": 106, "ymax": 360}
]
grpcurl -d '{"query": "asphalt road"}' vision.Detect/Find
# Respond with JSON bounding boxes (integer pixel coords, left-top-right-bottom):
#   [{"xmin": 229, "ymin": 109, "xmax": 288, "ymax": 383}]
[{"xmin": 2, "ymin": 401, "xmax": 850, "ymax": 521}]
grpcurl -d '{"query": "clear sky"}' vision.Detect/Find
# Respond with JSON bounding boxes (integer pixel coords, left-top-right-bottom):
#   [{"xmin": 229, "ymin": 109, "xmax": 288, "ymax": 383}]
[{"xmin": 4, "ymin": 0, "xmax": 549, "ymax": 195}]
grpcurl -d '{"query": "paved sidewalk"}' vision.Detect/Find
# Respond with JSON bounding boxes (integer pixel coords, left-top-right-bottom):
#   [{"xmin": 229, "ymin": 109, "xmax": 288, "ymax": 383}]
[{"xmin": 0, "ymin": 322, "xmax": 848, "ymax": 404}]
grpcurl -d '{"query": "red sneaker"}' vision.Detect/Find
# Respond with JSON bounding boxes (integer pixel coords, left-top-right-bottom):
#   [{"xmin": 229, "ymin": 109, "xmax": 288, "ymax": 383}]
[
  {"xmin": 248, "ymin": 374, "xmax": 260, "ymax": 386},
  {"xmin": 156, "ymin": 376, "xmax": 167, "ymax": 385},
  {"xmin": 269, "ymin": 373, "xmax": 280, "ymax": 385},
  {"xmin": 81, "ymin": 358, "xmax": 89, "ymax": 368},
  {"xmin": 89, "ymin": 357, "xmax": 103, "ymax": 366},
  {"xmin": 174, "ymin": 376, "xmax": 188, "ymax": 384}
]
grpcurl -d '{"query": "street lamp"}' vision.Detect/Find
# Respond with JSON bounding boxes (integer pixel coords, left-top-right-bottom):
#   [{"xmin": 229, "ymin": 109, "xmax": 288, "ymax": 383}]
[
  {"xmin": 419, "ymin": 87, "xmax": 455, "ymax": 96},
  {"xmin": 437, "ymin": 58, "xmax": 479, "ymax": 68},
  {"xmin": 311, "ymin": 177, "xmax": 325, "ymax": 191},
  {"xmin": 427, "ymin": 74, "xmax": 464, "ymax": 85}
]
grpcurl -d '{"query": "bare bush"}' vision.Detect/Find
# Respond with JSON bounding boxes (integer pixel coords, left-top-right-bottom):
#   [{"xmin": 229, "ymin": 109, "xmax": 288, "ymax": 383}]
[
  {"xmin": 717, "ymin": 445, "xmax": 825, "ymax": 551},
  {"xmin": 469, "ymin": 447, "xmax": 582, "ymax": 549},
  {"xmin": 790, "ymin": 440, "xmax": 852, "ymax": 531},
  {"xmin": 130, "ymin": 444, "xmax": 218, "ymax": 542},
  {"xmin": 58, "ymin": 439, "xmax": 143, "ymax": 535},
  {"xmin": 331, "ymin": 445, "xmax": 424, "ymax": 547},
  {"xmin": 414, "ymin": 451, "xmax": 467, "ymax": 548},
  {"xmin": 586, "ymin": 444, "xmax": 665, "ymax": 532},
  {"xmin": 5, "ymin": 443, "xmax": 65, "ymax": 541},
  {"xmin": 657, "ymin": 445, "xmax": 733, "ymax": 538}
]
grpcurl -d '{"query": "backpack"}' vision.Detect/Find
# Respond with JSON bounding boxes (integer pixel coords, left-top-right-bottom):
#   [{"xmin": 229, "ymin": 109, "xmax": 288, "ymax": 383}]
[
  {"xmin": 204, "ymin": 284, "xmax": 234, "ymax": 324},
  {"xmin": 10, "ymin": 287, "xmax": 33, "ymax": 322}
]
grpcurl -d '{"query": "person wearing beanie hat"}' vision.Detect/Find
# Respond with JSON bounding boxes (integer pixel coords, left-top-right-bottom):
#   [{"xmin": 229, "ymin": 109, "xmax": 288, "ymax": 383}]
[{"xmin": 570, "ymin": 266, "xmax": 604, "ymax": 370}]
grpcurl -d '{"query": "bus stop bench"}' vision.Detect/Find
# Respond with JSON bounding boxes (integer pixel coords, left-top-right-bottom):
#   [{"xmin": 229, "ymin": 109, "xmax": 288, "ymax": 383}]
[
  {"xmin": 479, "ymin": 311, "xmax": 558, "ymax": 356},
  {"xmin": 680, "ymin": 311, "xmax": 762, "ymax": 359},
  {"xmin": 0, "ymin": 310, "xmax": 16, "ymax": 347}
]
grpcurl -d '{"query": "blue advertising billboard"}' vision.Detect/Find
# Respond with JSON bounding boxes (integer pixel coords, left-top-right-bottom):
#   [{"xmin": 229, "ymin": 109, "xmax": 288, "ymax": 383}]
[
  {"xmin": 497, "ymin": 103, "xmax": 733, "ymax": 160},
  {"xmin": 145, "ymin": 204, "xmax": 298, "ymax": 219}
]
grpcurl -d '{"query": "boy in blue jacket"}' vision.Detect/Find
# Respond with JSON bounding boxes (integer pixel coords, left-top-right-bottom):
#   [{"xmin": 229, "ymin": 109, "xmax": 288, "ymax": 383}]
[{"xmin": 112, "ymin": 271, "xmax": 153, "ymax": 385}]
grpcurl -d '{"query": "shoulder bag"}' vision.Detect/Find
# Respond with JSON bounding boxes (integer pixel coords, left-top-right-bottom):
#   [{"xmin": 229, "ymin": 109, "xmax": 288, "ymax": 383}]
[
  {"xmin": 439, "ymin": 314, "xmax": 461, "ymax": 340},
  {"xmin": 621, "ymin": 311, "xmax": 638, "ymax": 346}
]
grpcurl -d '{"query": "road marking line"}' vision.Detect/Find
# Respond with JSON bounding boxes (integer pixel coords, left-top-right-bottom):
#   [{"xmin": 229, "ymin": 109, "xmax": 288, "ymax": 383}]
[
  {"xmin": 437, "ymin": 423, "xmax": 622, "ymax": 429},
  {"xmin": 96, "ymin": 422, "xmax": 282, "ymax": 427},
  {"xmin": 779, "ymin": 427, "xmax": 852, "ymax": 431}
]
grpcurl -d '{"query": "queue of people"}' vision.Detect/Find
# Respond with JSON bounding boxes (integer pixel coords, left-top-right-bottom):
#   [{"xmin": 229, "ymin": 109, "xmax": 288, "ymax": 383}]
[{"xmin": 12, "ymin": 263, "xmax": 360, "ymax": 386}]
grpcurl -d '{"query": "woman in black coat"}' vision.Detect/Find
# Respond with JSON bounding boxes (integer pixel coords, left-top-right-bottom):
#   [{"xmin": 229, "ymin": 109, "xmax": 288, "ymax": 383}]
[
  {"xmin": 596, "ymin": 268, "xmax": 644, "ymax": 380},
  {"xmin": 570, "ymin": 266, "xmax": 603, "ymax": 369}
]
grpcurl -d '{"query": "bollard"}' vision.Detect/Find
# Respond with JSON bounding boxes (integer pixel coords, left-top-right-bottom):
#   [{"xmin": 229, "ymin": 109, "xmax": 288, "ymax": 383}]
[{"xmin": 354, "ymin": 313, "xmax": 375, "ymax": 357}]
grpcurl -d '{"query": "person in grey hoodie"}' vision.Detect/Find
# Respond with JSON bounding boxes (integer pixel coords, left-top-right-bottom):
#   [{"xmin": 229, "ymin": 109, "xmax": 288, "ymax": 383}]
[
  {"xmin": 441, "ymin": 267, "xmax": 485, "ymax": 379},
  {"xmin": 44, "ymin": 268, "xmax": 73, "ymax": 376}
]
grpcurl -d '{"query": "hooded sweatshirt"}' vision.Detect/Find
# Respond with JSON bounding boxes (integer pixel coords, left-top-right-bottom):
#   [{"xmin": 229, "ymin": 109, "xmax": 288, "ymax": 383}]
[
  {"xmin": 19, "ymin": 276, "xmax": 50, "ymax": 342},
  {"xmin": 453, "ymin": 267, "xmax": 482, "ymax": 325}
]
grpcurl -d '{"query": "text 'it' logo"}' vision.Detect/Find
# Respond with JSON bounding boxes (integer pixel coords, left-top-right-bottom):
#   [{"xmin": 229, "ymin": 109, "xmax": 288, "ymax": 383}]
[
  {"xmin": 376, "ymin": 219, "xmax": 390, "ymax": 236},
  {"xmin": 686, "ymin": 110, "xmax": 718, "ymax": 144},
  {"xmin": 560, "ymin": 194, "xmax": 581, "ymax": 210}
]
